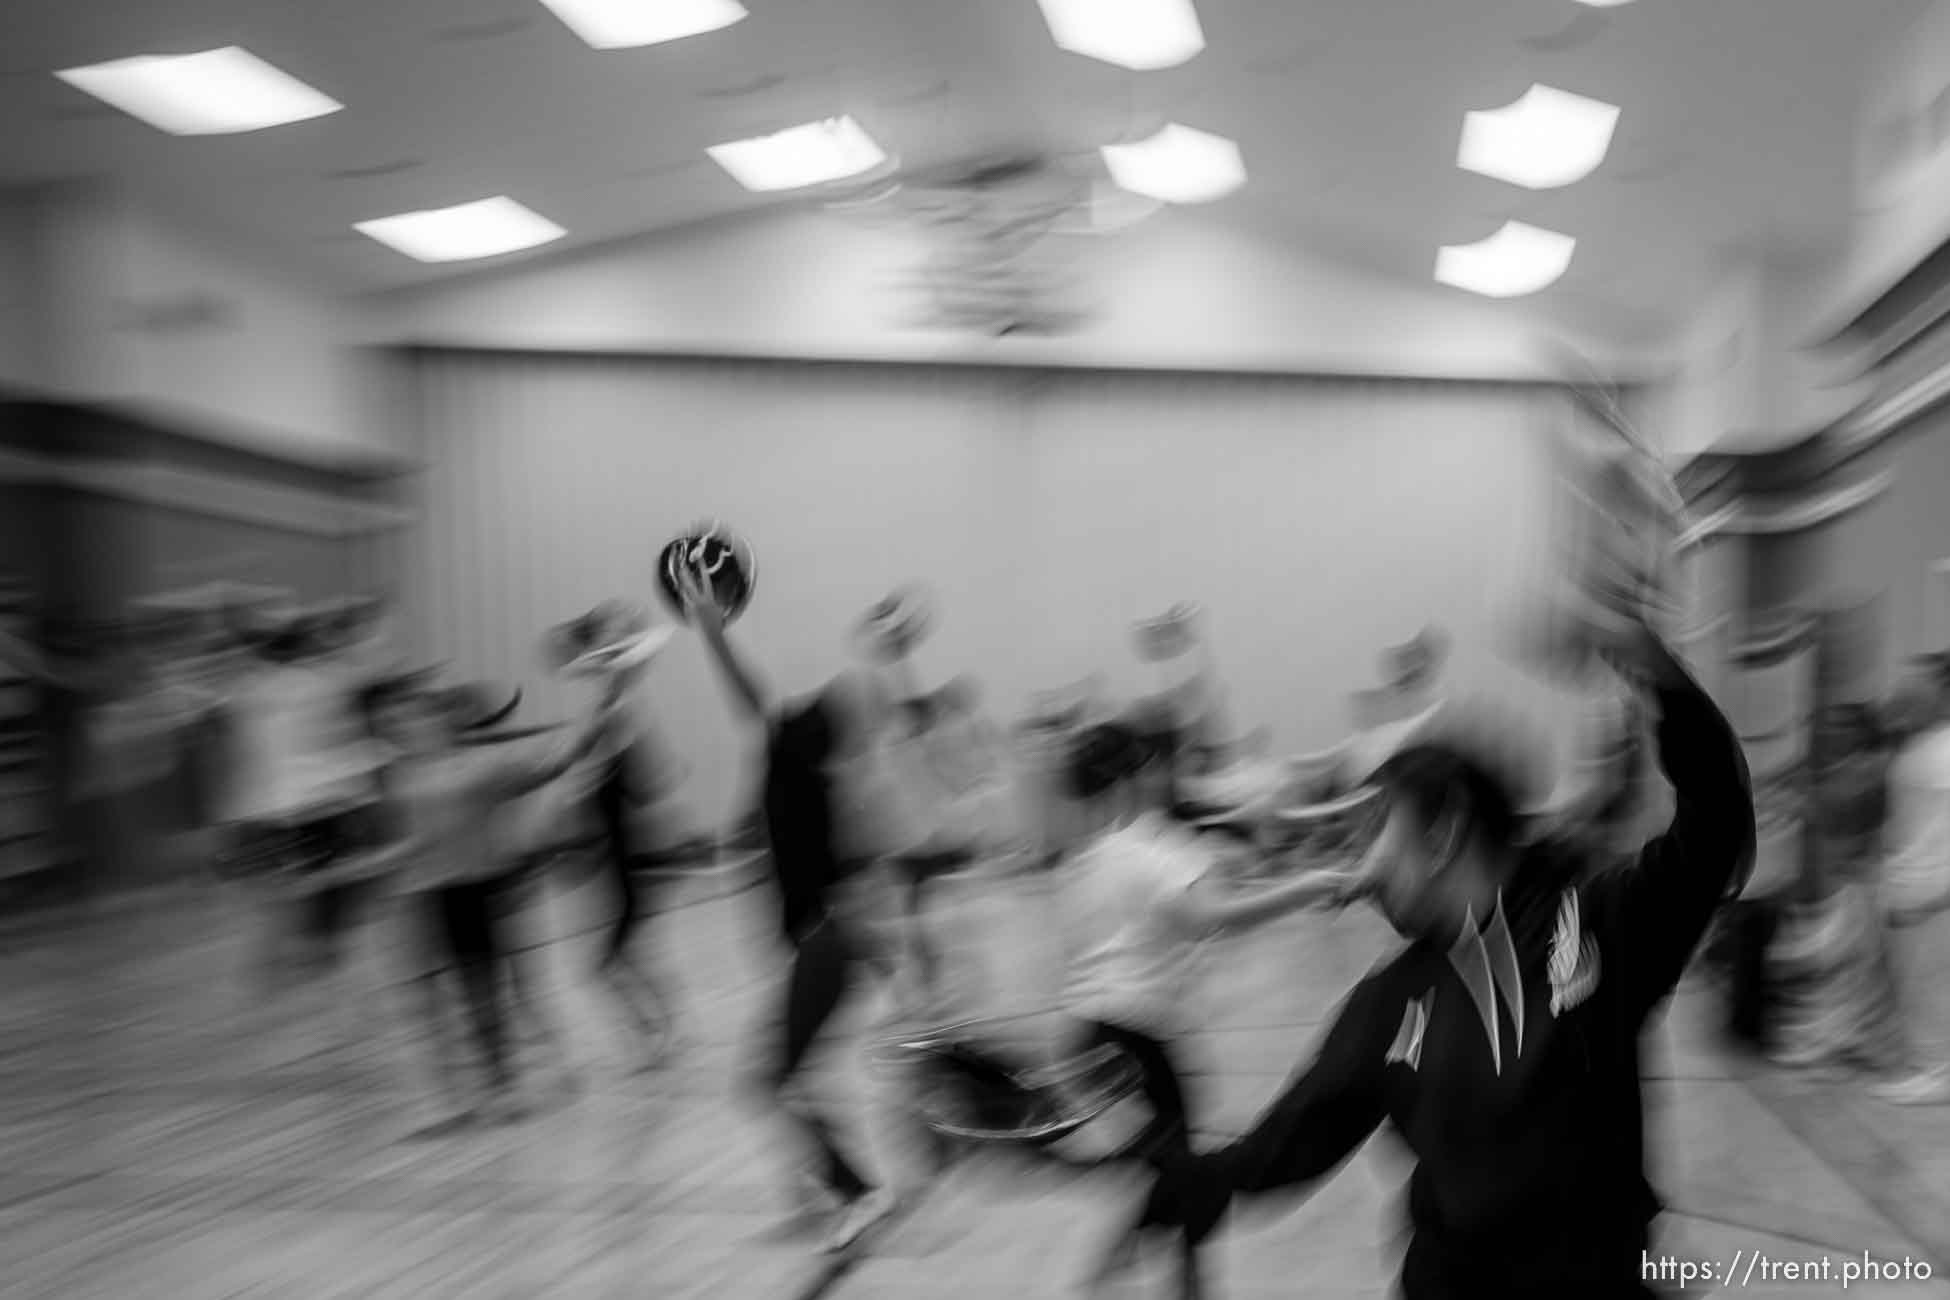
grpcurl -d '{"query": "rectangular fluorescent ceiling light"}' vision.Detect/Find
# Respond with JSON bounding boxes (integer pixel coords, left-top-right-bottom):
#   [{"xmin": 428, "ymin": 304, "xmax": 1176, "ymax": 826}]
[
  {"xmin": 354, "ymin": 197, "xmax": 567, "ymax": 263},
  {"xmin": 54, "ymin": 48, "xmax": 342, "ymax": 136},
  {"xmin": 707, "ymin": 117, "xmax": 888, "ymax": 192},
  {"xmin": 1458, "ymin": 84, "xmax": 1620, "ymax": 190},
  {"xmin": 1036, "ymin": 0, "xmax": 1205, "ymax": 71},
  {"xmin": 1435, "ymin": 221, "xmax": 1576, "ymax": 299},
  {"xmin": 1102, "ymin": 124, "xmax": 1244, "ymax": 204},
  {"xmin": 537, "ymin": 0, "xmax": 747, "ymax": 50}
]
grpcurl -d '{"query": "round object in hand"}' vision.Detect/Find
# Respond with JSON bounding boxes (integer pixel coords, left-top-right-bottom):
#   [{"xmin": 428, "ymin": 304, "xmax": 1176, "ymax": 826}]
[{"xmin": 657, "ymin": 522, "xmax": 757, "ymax": 625}]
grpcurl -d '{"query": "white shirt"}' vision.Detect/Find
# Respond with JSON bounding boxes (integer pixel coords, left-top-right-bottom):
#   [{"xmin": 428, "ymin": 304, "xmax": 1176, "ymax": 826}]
[
  {"xmin": 217, "ymin": 662, "xmax": 387, "ymax": 824},
  {"xmin": 894, "ymin": 718, "xmax": 1034, "ymax": 862},
  {"xmin": 1064, "ymin": 812, "xmax": 1218, "ymax": 1036},
  {"xmin": 395, "ymin": 740, "xmax": 582, "ymax": 890},
  {"xmin": 830, "ymin": 738, "xmax": 935, "ymax": 864},
  {"xmin": 1883, "ymin": 727, "xmax": 1950, "ymax": 911}
]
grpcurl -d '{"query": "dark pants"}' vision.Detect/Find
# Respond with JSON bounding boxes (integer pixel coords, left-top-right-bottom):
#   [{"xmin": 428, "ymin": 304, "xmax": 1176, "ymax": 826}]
[
  {"xmin": 223, "ymin": 812, "xmax": 375, "ymax": 974},
  {"xmin": 432, "ymin": 878, "xmax": 514, "ymax": 1088},
  {"xmin": 297, "ymin": 807, "xmax": 398, "ymax": 954},
  {"xmin": 1089, "ymin": 1020, "xmax": 1203, "ymax": 1295},
  {"xmin": 1723, "ymin": 899, "xmax": 1779, "ymax": 1051},
  {"xmin": 591, "ymin": 758, "xmax": 650, "ymax": 969},
  {"xmin": 301, "ymin": 881, "xmax": 371, "ymax": 948},
  {"xmin": 1400, "ymin": 1235, "xmax": 1657, "ymax": 1299},
  {"xmin": 766, "ymin": 913, "xmax": 875, "ymax": 1201}
]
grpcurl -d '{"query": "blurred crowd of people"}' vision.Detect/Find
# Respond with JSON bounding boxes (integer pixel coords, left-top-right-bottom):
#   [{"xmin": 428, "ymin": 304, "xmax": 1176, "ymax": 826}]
[{"xmin": 0, "ymin": 514, "xmax": 1942, "ymax": 1295}]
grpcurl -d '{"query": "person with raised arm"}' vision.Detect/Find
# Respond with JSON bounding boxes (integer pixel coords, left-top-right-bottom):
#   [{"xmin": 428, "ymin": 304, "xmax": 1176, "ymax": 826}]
[
  {"xmin": 368, "ymin": 676, "xmax": 627, "ymax": 1124},
  {"xmin": 674, "ymin": 560, "xmax": 926, "ymax": 1253},
  {"xmin": 1127, "ymin": 605, "xmax": 1755, "ymax": 1299}
]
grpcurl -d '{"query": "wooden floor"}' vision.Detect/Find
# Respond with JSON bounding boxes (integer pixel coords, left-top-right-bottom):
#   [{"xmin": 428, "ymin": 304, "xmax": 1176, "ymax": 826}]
[{"xmin": 4, "ymin": 861, "xmax": 1949, "ymax": 1300}]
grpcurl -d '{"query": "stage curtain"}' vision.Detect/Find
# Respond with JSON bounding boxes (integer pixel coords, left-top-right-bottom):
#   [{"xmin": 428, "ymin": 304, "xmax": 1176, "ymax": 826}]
[{"xmin": 408, "ymin": 352, "xmax": 1581, "ymax": 827}]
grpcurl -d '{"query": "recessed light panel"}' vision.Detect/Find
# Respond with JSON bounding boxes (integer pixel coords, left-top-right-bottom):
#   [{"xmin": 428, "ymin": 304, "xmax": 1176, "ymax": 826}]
[
  {"xmin": 537, "ymin": 0, "xmax": 747, "ymax": 50},
  {"xmin": 1101, "ymin": 124, "xmax": 1244, "ymax": 205},
  {"xmin": 1035, "ymin": 0, "xmax": 1205, "ymax": 71},
  {"xmin": 54, "ymin": 48, "xmax": 342, "ymax": 136},
  {"xmin": 355, "ymin": 197, "xmax": 567, "ymax": 263},
  {"xmin": 1434, "ymin": 222, "xmax": 1576, "ymax": 298},
  {"xmin": 707, "ymin": 117, "xmax": 889, "ymax": 192},
  {"xmin": 1458, "ymin": 84, "xmax": 1620, "ymax": 190}
]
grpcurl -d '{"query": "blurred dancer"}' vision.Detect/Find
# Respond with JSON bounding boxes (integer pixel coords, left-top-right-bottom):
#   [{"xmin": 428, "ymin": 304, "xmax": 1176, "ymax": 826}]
[
  {"xmin": 369, "ymin": 677, "xmax": 623, "ymax": 1123},
  {"xmin": 1866, "ymin": 676, "xmax": 1950, "ymax": 1104},
  {"xmin": 1133, "ymin": 609, "xmax": 1754, "ymax": 1299},
  {"xmin": 212, "ymin": 611, "xmax": 393, "ymax": 988},
  {"xmin": 74, "ymin": 624, "xmax": 187, "ymax": 892},
  {"xmin": 678, "ymin": 562, "xmax": 922, "ymax": 1252},
  {"xmin": 1063, "ymin": 719, "xmax": 1361, "ymax": 1295},
  {"xmin": 883, "ymin": 677, "xmax": 1034, "ymax": 1016},
  {"xmin": 547, "ymin": 604, "xmax": 687, "ymax": 1071}
]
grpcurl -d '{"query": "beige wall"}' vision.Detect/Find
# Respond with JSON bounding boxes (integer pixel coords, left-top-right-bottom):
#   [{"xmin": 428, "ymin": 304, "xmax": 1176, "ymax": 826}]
[
  {"xmin": 369, "ymin": 206, "xmax": 1665, "ymax": 382},
  {"xmin": 4, "ymin": 182, "xmax": 400, "ymax": 465},
  {"xmin": 1833, "ymin": 0, "xmax": 1950, "ymax": 331},
  {"xmin": 409, "ymin": 352, "xmax": 1588, "ymax": 827},
  {"xmin": 113, "ymin": 205, "xmax": 399, "ymax": 464}
]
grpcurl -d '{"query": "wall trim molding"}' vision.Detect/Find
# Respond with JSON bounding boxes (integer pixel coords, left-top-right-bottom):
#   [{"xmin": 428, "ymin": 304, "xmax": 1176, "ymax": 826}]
[
  {"xmin": 0, "ymin": 384, "xmax": 420, "ymax": 481},
  {"xmin": 395, "ymin": 340, "xmax": 1666, "ymax": 390},
  {"xmin": 0, "ymin": 447, "xmax": 413, "ymax": 538},
  {"xmin": 106, "ymin": 397, "xmax": 422, "ymax": 480}
]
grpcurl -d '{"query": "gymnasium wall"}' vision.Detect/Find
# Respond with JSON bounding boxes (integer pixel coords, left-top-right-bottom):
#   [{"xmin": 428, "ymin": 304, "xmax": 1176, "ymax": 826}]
[
  {"xmin": 2, "ymin": 181, "xmax": 410, "ymax": 469},
  {"xmin": 408, "ymin": 350, "xmax": 1591, "ymax": 828},
  {"xmin": 368, "ymin": 204, "xmax": 1666, "ymax": 382}
]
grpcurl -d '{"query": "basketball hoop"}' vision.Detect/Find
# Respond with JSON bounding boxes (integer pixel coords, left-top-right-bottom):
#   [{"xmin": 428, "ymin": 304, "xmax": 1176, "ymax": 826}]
[{"xmin": 835, "ymin": 156, "xmax": 1102, "ymax": 338}]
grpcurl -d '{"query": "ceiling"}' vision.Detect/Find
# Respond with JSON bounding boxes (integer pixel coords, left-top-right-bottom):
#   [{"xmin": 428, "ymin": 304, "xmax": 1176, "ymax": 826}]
[{"xmin": 0, "ymin": 0, "xmax": 1933, "ymax": 344}]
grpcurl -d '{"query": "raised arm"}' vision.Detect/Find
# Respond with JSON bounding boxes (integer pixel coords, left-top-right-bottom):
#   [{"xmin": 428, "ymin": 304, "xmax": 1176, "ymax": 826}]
[
  {"xmin": 1588, "ymin": 624, "xmax": 1755, "ymax": 1019},
  {"xmin": 1147, "ymin": 976, "xmax": 1394, "ymax": 1243},
  {"xmin": 677, "ymin": 562, "xmax": 772, "ymax": 726}
]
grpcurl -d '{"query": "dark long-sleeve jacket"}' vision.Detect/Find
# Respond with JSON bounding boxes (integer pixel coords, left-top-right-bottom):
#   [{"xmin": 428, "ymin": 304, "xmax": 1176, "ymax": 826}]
[{"xmin": 1153, "ymin": 663, "xmax": 1754, "ymax": 1297}]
